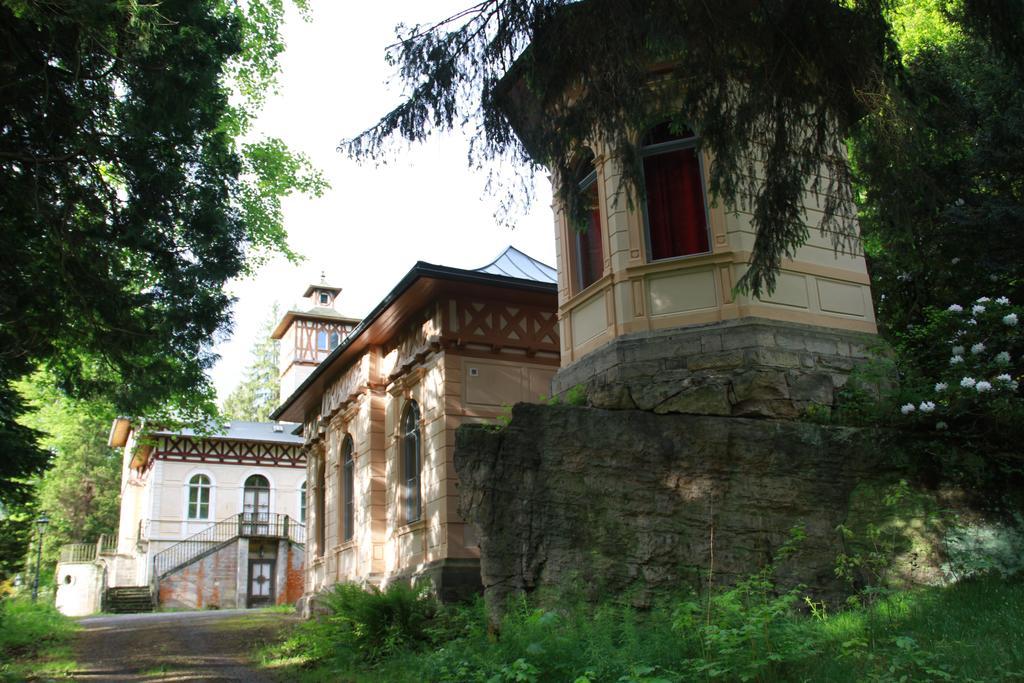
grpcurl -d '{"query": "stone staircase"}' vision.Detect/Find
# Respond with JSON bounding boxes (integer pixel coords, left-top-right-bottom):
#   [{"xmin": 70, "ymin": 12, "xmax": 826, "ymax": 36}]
[{"xmin": 104, "ymin": 586, "xmax": 154, "ymax": 613}]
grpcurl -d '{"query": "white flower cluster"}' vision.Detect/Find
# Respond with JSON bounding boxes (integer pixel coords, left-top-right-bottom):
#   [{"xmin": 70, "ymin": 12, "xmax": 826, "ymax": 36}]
[
  {"xmin": 1004, "ymin": 313, "xmax": 1018, "ymax": 327},
  {"xmin": 996, "ymin": 374, "xmax": 1020, "ymax": 390}
]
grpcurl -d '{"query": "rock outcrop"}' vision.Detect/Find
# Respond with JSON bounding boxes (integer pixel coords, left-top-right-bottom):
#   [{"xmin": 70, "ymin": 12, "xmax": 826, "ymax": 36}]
[{"xmin": 455, "ymin": 403, "xmax": 899, "ymax": 620}]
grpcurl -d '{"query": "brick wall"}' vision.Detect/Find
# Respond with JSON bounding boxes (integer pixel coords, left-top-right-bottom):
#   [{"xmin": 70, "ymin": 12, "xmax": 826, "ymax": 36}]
[{"xmin": 158, "ymin": 540, "xmax": 239, "ymax": 609}]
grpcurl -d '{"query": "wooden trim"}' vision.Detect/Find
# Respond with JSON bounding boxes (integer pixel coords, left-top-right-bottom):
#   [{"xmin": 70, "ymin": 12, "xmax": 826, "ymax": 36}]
[{"xmin": 153, "ymin": 436, "xmax": 304, "ymax": 468}]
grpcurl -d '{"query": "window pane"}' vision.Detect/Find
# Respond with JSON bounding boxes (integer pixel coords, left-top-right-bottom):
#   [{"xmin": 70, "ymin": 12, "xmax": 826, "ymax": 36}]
[
  {"xmin": 644, "ymin": 146, "xmax": 709, "ymax": 260},
  {"xmin": 402, "ymin": 404, "xmax": 421, "ymax": 523},
  {"xmin": 576, "ymin": 182, "xmax": 603, "ymax": 290}
]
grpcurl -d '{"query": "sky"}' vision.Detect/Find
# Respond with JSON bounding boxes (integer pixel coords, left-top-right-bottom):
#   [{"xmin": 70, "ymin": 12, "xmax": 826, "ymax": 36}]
[{"xmin": 209, "ymin": 1, "xmax": 557, "ymax": 401}]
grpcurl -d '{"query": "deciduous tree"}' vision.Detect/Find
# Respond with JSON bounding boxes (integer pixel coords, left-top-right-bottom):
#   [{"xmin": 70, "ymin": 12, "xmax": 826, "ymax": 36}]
[{"xmin": 0, "ymin": 0, "xmax": 325, "ymax": 501}]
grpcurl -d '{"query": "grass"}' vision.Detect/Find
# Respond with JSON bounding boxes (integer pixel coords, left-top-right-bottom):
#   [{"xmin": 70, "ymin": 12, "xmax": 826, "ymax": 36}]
[
  {"xmin": 0, "ymin": 597, "xmax": 78, "ymax": 682},
  {"xmin": 259, "ymin": 574, "xmax": 1024, "ymax": 682}
]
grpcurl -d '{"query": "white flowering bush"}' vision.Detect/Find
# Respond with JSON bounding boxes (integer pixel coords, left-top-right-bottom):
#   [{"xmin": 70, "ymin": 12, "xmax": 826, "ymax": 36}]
[{"xmin": 898, "ymin": 296, "xmax": 1024, "ymax": 442}]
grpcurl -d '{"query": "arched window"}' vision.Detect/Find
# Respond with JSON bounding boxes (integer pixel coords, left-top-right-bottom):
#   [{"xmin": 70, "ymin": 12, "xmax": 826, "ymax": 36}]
[
  {"xmin": 243, "ymin": 474, "xmax": 271, "ymax": 521},
  {"xmin": 329, "ymin": 331, "xmax": 340, "ymax": 350},
  {"xmin": 572, "ymin": 152, "xmax": 604, "ymax": 292},
  {"xmin": 341, "ymin": 435, "xmax": 355, "ymax": 542},
  {"xmin": 299, "ymin": 481, "xmax": 307, "ymax": 524},
  {"xmin": 641, "ymin": 121, "xmax": 710, "ymax": 261},
  {"xmin": 315, "ymin": 455, "xmax": 326, "ymax": 556},
  {"xmin": 187, "ymin": 474, "xmax": 211, "ymax": 520},
  {"xmin": 316, "ymin": 330, "xmax": 329, "ymax": 351},
  {"xmin": 401, "ymin": 402, "xmax": 422, "ymax": 524}
]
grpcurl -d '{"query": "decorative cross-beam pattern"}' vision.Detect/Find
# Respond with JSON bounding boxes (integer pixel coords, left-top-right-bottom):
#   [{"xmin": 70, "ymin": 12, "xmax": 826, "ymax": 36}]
[
  {"xmin": 154, "ymin": 436, "xmax": 306, "ymax": 468},
  {"xmin": 444, "ymin": 298, "xmax": 559, "ymax": 353},
  {"xmin": 291, "ymin": 318, "xmax": 355, "ymax": 365}
]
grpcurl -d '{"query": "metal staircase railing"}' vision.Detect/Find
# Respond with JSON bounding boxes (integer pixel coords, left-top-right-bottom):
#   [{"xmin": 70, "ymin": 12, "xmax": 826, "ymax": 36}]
[{"xmin": 152, "ymin": 513, "xmax": 304, "ymax": 578}]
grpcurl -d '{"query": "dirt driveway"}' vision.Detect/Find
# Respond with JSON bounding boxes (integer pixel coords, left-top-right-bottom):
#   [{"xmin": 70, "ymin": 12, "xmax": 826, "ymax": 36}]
[{"xmin": 70, "ymin": 609, "xmax": 297, "ymax": 682}]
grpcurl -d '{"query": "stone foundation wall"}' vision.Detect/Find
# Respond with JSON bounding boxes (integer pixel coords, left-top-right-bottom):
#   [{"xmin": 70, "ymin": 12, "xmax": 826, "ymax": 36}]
[
  {"xmin": 454, "ymin": 403, "xmax": 912, "ymax": 619},
  {"xmin": 552, "ymin": 318, "xmax": 878, "ymax": 419}
]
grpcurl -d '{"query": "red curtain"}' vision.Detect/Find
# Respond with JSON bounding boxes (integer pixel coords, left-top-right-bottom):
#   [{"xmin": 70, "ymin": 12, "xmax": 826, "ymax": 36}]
[{"xmin": 644, "ymin": 147, "xmax": 709, "ymax": 260}]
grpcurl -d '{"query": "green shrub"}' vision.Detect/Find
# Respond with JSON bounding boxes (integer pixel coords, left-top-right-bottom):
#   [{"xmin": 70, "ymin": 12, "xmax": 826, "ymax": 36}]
[
  {"xmin": 264, "ymin": 575, "xmax": 1024, "ymax": 682},
  {"xmin": 891, "ymin": 298, "xmax": 1024, "ymax": 445},
  {"xmin": 321, "ymin": 582, "xmax": 437, "ymax": 663},
  {"xmin": 942, "ymin": 513, "xmax": 1024, "ymax": 581}
]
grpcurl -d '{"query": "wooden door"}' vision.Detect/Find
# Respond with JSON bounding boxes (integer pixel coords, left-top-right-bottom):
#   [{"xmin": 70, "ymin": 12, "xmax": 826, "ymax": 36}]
[{"xmin": 247, "ymin": 559, "xmax": 275, "ymax": 607}]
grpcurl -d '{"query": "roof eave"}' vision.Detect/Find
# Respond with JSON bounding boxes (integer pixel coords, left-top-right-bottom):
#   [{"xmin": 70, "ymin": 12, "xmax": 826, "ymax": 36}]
[{"xmin": 270, "ymin": 262, "xmax": 556, "ymax": 423}]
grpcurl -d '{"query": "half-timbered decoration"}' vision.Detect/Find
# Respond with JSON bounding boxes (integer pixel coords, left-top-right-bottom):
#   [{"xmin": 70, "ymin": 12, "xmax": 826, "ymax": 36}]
[
  {"xmin": 272, "ymin": 280, "xmax": 361, "ymax": 398},
  {"xmin": 272, "ymin": 246, "xmax": 559, "ymax": 604},
  {"xmin": 55, "ymin": 420, "xmax": 307, "ymax": 616}
]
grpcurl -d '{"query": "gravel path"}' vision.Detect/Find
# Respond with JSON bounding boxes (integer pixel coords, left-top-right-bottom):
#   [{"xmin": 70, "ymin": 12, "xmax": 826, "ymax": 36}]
[{"xmin": 70, "ymin": 609, "xmax": 297, "ymax": 682}]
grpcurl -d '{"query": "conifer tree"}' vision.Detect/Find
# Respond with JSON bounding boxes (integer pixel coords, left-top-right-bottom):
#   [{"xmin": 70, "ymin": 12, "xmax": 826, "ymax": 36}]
[
  {"xmin": 221, "ymin": 304, "xmax": 281, "ymax": 423},
  {"xmin": 344, "ymin": 1, "xmax": 1022, "ymax": 298}
]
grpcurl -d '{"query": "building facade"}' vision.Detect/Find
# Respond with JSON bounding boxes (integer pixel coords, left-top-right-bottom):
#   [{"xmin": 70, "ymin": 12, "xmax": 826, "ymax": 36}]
[
  {"xmin": 271, "ymin": 247, "xmax": 559, "ymax": 603},
  {"xmin": 56, "ymin": 421, "xmax": 308, "ymax": 615}
]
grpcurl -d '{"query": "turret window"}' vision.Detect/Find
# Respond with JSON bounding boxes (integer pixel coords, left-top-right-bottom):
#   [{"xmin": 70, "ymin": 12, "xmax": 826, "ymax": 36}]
[
  {"xmin": 319, "ymin": 292, "xmax": 329, "ymax": 305},
  {"xmin": 572, "ymin": 152, "xmax": 604, "ymax": 292},
  {"xmin": 317, "ymin": 330, "xmax": 329, "ymax": 351},
  {"xmin": 641, "ymin": 122, "xmax": 711, "ymax": 261}
]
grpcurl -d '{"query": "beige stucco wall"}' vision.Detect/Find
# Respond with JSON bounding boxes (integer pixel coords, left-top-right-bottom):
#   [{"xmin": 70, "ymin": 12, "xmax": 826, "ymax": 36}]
[
  {"xmin": 555, "ymin": 145, "xmax": 877, "ymax": 366},
  {"xmin": 305, "ymin": 302, "xmax": 557, "ymax": 597},
  {"xmin": 112, "ymin": 432, "xmax": 306, "ymax": 586},
  {"xmin": 144, "ymin": 459, "xmax": 305, "ymax": 545}
]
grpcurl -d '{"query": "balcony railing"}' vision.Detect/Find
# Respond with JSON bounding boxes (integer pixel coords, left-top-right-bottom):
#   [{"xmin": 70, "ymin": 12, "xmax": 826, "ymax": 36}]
[
  {"xmin": 59, "ymin": 543, "xmax": 97, "ymax": 564},
  {"xmin": 152, "ymin": 513, "xmax": 304, "ymax": 578}
]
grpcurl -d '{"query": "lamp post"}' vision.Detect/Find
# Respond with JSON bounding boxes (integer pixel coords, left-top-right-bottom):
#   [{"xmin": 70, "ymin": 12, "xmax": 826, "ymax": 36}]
[{"xmin": 31, "ymin": 514, "xmax": 49, "ymax": 602}]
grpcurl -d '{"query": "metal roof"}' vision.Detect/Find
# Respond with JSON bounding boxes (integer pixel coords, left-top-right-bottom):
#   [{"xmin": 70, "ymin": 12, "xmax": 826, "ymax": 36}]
[
  {"xmin": 270, "ymin": 246, "xmax": 557, "ymax": 421},
  {"xmin": 474, "ymin": 246, "xmax": 557, "ymax": 283},
  {"xmin": 151, "ymin": 420, "xmax": 304, "ymax": 445}
]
